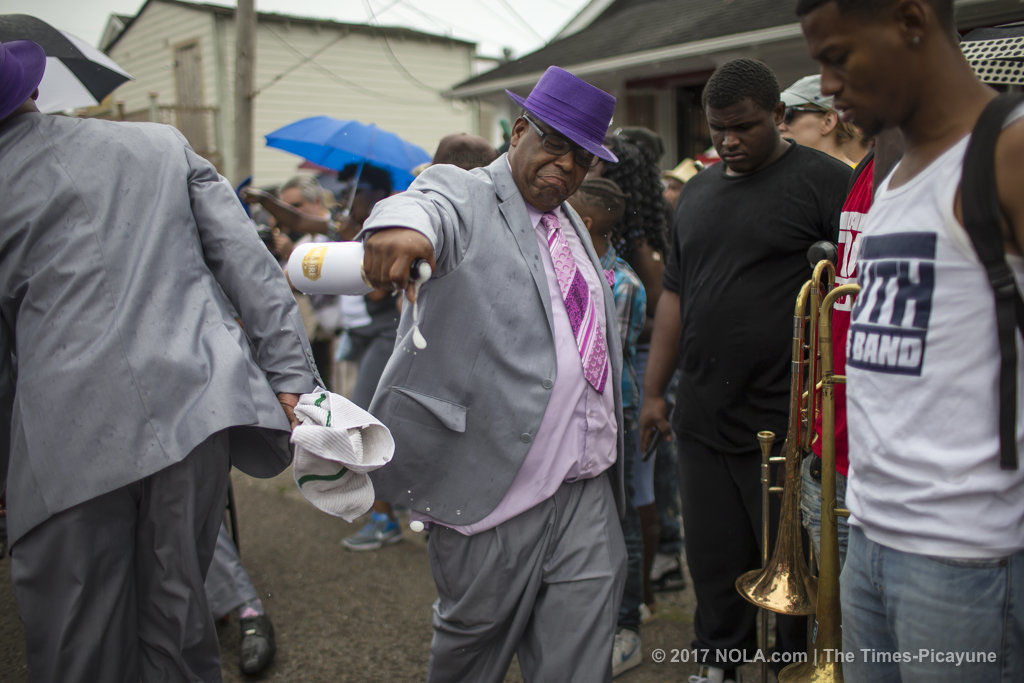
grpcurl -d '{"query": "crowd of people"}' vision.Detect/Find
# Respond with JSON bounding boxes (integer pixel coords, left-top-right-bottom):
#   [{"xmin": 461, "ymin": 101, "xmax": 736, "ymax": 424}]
[{"xmin": 2, "ymin": 0, "xmax": 1023, "ymax": 680}]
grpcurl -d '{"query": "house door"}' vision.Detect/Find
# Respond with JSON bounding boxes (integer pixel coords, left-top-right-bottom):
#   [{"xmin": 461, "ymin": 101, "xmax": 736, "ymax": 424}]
[{"xmin": 173, "ymin": 41, "xmax": 208, "ymax": 153}]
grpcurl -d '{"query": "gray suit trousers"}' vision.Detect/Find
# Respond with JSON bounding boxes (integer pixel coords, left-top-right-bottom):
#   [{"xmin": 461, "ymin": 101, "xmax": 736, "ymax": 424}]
[
  {"xmin": 10, "ymin": 432, "xmax": 231, "ymax": 683},
  {"xmin": 205, "ymin": 522, "xmax": 260, "ymax": 619},
  {"xmin": 426, "ymin": 473, "xmax": 626, "ymax": 683}
]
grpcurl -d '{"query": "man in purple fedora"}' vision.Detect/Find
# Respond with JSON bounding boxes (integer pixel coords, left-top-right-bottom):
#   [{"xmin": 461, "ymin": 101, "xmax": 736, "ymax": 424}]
[
  {"xmin": 0, "ymin": 40, "xmax": 44, "ymax": 122},
  {"xmin": 358, "ymin": 66, "xmax": 627, "ymax": 680},
  {"xmin": 0, "ymin": 40, "xmax": 317, "ymax": 681}
]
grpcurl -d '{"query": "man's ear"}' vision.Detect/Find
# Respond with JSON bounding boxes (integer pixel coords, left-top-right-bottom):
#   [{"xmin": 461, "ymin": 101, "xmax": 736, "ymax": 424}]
[
  {"xmin": 772, "ymin": 101, "xmax": 786, "ymax": 127},
  {"xmin": 509, "ymin": 117, "xmax": 528, "ymax": 148},
  {"xmin": 894, "ymin": 0, "xmax": 928, "ymax": 47}
]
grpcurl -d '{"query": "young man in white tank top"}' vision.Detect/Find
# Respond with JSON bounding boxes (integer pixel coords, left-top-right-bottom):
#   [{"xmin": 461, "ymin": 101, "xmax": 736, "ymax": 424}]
[{"xmin": 799, "ymin": 1, "xmax": 1024, "ymax": 680}]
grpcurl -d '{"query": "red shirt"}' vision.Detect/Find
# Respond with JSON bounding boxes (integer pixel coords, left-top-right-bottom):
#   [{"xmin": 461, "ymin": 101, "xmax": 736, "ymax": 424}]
[{"xmin": 812, "ymin": 157, "xmax": 874, "ymax": 476}]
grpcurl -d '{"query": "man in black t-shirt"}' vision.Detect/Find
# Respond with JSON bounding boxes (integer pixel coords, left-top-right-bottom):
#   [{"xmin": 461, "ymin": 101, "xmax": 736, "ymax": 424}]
[{"xmin": 640, "ymin": 58, "xmax": 849, "ymax": 681}]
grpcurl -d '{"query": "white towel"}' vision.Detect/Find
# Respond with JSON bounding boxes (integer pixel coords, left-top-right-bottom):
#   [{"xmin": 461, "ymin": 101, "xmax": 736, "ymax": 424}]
[{"xmin": 291, "ymin": 388, "xmax": 394, "ymax": 521}]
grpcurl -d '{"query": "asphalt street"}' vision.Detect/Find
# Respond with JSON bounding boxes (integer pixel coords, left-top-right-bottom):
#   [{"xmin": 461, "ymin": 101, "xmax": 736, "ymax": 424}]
[{"xmin": 0, "ymin": 466, "xmax": 728, "ymax": 682}]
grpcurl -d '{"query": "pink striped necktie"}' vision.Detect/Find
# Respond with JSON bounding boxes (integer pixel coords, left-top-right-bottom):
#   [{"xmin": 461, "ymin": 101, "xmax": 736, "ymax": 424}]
[{"xmin": 541, "ymin": 212, "xmax": 608, "ymax": 393}]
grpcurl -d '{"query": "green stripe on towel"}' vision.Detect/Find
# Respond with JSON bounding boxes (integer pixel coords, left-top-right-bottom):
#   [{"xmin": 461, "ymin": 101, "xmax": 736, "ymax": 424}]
[
  {"xmin": 313, "ymin": 393, "xmax": 332, "ymax": 427},
  {"xmin": 297, "ymin": 468, "xmax": 349, "ymax": 487}
]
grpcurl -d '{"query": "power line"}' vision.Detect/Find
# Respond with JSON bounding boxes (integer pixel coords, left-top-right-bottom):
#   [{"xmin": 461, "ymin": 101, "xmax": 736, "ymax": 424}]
[
  {"xmin": 252, "ymin": 32, "xmax": 344, "ymax": 97},
  {"xmin": 385, "ymin": 0, "xmax": 486, "ymax": 44},
  {"xmin": 374, "ymin": 0, "xmax": 406, "ymax": 13},
  {"xmin": 363, "ymin": 0, "xmax": 444, "ymax": 94},
  {"xmin": 387, "ymin": 0, "xmax": 554, "ymax": 56},
  {"xmin": 493, "ymin": 0, "xmax": 545, "ymax": 42},
  {"xmin": 259, "ymin": 24, "xmax": 431, "ymax": 105},
  {"xmin": 546, "ymin": 0, "xmax": 578, "ymax": 11}
]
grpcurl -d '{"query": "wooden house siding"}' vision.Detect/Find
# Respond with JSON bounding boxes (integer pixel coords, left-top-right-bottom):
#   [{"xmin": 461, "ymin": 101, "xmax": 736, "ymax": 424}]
[
  {"xmin": 107, "ymin": 3, "xmax": 223, "ymax": 163},
  {"xmin": 104, "ymin": 0, "xmax": 477, "ymax": 185},
  {"xmin": 106, "ymin": 2, "xmax": 217, "ymax": 115}
]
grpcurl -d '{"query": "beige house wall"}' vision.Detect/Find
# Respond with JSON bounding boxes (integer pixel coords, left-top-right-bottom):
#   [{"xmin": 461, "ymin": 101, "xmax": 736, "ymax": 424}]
[
  {"xmin": 105, "ymin": 0, "xmax": 479, "ymax": 186},
  {"xmin": 106, "ymin": 3, "xmax": 219, "ymax": 122}
]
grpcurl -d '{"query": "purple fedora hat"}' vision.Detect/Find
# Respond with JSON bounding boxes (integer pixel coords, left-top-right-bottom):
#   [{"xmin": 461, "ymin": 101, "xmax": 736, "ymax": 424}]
[
  {"xmin": 0, "ymin": 40, "xmax": 45, "ymax": 121},
  {"xmin": 506, "ymin": 66, "xmax": 618, "ymax": 163}
]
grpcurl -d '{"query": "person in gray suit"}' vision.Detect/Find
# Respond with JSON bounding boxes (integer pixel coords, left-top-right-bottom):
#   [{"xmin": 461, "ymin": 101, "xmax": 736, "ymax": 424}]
[
  {"xmin": 360, "ymin": 66, "xmax": 627, "ymax": 682},
  {"xmin": 0, "ymin": 41, "xmax": 318, "ymax": 682}
]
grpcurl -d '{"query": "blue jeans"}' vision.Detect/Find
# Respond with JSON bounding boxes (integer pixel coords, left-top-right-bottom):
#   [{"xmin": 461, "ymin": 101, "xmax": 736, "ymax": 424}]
[
  {"xmin": 840, "ymin": 525, "xmax": 1024, "ymax": 682},
  {"xmin": 653, "ymin": 438, "xmax": 683, "ymax": 554},
  {"xmin": 800, "ymin": 455, "xmax": 848, "ymax": 568},
  {"xmin": 633, "ymin": 346, "xmax": 683, "ymax": 555}
]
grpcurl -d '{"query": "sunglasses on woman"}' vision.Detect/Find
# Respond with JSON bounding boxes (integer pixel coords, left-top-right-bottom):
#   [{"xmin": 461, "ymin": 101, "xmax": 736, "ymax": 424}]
[{"xmin": 783, "ymin": 105, "xmax": 828, "ymax": 125}]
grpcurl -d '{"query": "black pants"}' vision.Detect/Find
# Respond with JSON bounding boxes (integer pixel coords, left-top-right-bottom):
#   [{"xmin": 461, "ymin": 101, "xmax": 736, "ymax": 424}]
[{"xmin": 676, "ymin": 435, "xmax": 806, "ymax": 667}]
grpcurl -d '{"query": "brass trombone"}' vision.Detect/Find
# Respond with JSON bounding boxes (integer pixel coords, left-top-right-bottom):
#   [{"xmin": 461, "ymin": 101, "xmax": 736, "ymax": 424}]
[
  {"xmin": 737, "ymin": 260, "xmax": 836, "ymax": 614},
  {"xmin": 735, "ymin": 278, "xmax": 817, "ymax": 617},
  {"xmin": 735, "ymin": 268, "xmax": 825, "ymax": 683},
  {"xmin": 802, "ymin": 261, "xmax": 837, "ymax": 455},
  {"xmin": 777, "ymin": 281, "xmax": 858, "ymax": 683},
  {"xmin": 736, "ymin": 260, "xmax": 847, "ymax": 682}
]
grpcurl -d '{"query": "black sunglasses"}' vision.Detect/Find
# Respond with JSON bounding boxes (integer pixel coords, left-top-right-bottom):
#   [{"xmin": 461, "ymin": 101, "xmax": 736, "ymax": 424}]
[
  {"xmin": 783, "ymin": 105, "xmax": 828, "ymax": 125},
  {"xmin": 523, "ymin": 115, "xmax": 600, "ymax": 168}
]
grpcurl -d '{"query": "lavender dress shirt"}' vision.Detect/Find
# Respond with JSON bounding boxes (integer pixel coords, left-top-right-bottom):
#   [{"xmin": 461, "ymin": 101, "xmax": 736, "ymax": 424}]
[{"xmin": 419, "ymin": 204, "xmax": 617, "ymax": 535}]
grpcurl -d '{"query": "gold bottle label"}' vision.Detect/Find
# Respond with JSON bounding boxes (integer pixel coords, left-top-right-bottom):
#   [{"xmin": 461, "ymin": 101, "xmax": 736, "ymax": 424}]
[{"xmin": 302, "ymin": 245, "xmax": 327, "ymax": 281}]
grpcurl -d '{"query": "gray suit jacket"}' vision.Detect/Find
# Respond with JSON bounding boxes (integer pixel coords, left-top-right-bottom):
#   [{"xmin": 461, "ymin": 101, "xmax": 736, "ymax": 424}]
[
  {"xmin": 0, "ymin": 113, "xmax": 319, "ymax": 546},
  {"xmin": 362, "ymin": 155, "xmax": 624, "ymax": 526}
]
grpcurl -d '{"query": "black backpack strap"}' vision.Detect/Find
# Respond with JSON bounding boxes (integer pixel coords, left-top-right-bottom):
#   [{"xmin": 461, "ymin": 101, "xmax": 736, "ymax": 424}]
[{"xmin": 961, "ymin": 92, "xmax": 1024, "ymax": 470}]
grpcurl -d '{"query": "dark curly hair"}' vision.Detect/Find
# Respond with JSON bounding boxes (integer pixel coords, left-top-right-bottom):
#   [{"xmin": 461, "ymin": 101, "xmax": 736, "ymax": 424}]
[
  {"xmin": 598, "ymin": 133, "xmax": 669, "ymax": 261},
  {"xmin": 572, "ymin": 178, "xmax": 627, "ymax": 224},
  {"xmin": 795, "ymin": 0, "xmax": 954, "ymax": 32},
  {"xmin": 616, "ymin": 126, "xmax": 665, "ymax": 163},
  {"xmin": 702, "ymin": 58, "xmax": 780, "ymax": 113},
  {"xmin": 338, "ymin": 162, "xmax": 392, "ymax": 195}
]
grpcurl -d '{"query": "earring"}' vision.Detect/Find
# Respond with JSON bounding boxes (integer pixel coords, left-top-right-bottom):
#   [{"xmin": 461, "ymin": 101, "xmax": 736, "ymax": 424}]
[{"xmin": 911, "ymin": 35, "xmax": 921, "ymax": 46}]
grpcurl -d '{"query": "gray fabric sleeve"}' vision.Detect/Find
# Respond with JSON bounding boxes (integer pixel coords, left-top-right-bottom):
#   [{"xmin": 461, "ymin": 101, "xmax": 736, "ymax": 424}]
[
  {"xmin": 181, "ymin": 133, "xmax": 319, "ymax": 393},
  {"xmin": 0, "ymin": 314, "xmax": 12, "ymax": 493},
  {"xmin": 360, "ymin": 164, "xmax": 483, "ymax": 277}
]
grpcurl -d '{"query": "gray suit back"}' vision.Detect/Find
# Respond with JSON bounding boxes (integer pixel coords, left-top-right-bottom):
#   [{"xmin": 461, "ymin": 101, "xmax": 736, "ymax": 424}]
[
  {"xmin": 0, "ymin": 113, "xmax": 318, "ymax": 546},
  {"xmin": 364, "ymin": 156, "xmax": 624, "ymax": 526}
]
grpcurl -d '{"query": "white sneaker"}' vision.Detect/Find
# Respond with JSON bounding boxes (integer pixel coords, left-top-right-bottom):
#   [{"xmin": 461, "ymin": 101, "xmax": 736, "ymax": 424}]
[
  {"xmin": 612, "ymin": 629, "xmax": 641, "ymax": 677},
  {"xmin": 650, "ymin": 551, "xmax": 687, "ymax": 591},
  {"xmin": 639, "ymin": 602, "xmax": 656, "ymax": 623},
  {"xmin": 688, "ymin": 665, "xmax": 739, "ymax": 683}
]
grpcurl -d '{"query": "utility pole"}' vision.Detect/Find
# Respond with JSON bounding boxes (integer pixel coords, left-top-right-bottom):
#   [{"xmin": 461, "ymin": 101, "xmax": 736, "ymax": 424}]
[{"xmin": 234, "ymin": 0, "xmax": 255, "ymax": 184}]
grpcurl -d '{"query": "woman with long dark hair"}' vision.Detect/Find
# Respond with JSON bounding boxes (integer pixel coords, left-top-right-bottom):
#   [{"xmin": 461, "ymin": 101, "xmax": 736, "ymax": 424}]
[{"xmin": 589, "ymin": 131, "xmax": 685, "ymax": 662}]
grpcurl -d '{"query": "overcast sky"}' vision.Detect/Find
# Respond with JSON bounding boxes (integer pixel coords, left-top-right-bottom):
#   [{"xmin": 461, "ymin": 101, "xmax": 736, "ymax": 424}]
[{"xmin": 3, "ymin": 0, "xmax": 591, "ymax": 58}]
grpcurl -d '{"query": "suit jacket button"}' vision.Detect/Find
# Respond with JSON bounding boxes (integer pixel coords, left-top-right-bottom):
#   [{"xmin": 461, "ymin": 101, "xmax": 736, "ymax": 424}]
[
  {"xmin": 542, "ymin": 379, "xmax": 554, "ymax": 390},
  {"xmin": 520, "ymin": 433, "xmax": 532, "ymax": 444}
]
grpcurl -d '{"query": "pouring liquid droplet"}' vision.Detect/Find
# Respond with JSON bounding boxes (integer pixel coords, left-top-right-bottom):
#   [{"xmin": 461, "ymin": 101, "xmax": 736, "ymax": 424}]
[
  {"xmin": 413, "ymin": 326, "xmax": 427, "ymax": 349},
  {"xmin": 410, "ymin": 260, "xmax": 432, "ymax": 350}
]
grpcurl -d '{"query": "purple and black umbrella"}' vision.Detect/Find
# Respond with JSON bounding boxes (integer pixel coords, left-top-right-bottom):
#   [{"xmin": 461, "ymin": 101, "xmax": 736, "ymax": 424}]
[{"xmin": 0, "ymin": 14, "xmax": 132, "ymax": 112}]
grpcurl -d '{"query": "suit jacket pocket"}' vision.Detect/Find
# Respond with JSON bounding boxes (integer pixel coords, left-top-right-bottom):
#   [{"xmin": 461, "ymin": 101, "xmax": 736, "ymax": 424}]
[{"xmin": 390, "ymin": 387, "xmax": 467, "ymax": 433}]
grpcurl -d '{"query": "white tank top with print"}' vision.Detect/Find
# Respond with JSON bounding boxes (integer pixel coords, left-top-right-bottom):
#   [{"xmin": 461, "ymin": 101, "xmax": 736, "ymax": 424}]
[{"xmin": 846, "ymin": 109, "xmax": 1024, "ymax": 558}]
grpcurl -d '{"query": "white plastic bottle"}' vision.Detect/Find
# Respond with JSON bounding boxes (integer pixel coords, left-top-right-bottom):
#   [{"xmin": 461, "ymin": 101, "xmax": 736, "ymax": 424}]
[
  {"xmin": 285, "ymin": 242, "xmax": 374, "ymax": 295},
  {"xmin": 285, "ymin": 241, "xmax": 432, "ymax": 295}
]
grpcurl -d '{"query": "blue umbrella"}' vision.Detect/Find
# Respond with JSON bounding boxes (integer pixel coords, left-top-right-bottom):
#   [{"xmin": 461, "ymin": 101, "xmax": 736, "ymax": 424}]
[{"xmin": 265, "ymin": 116, "xmax": 431, "ymax": 191}]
